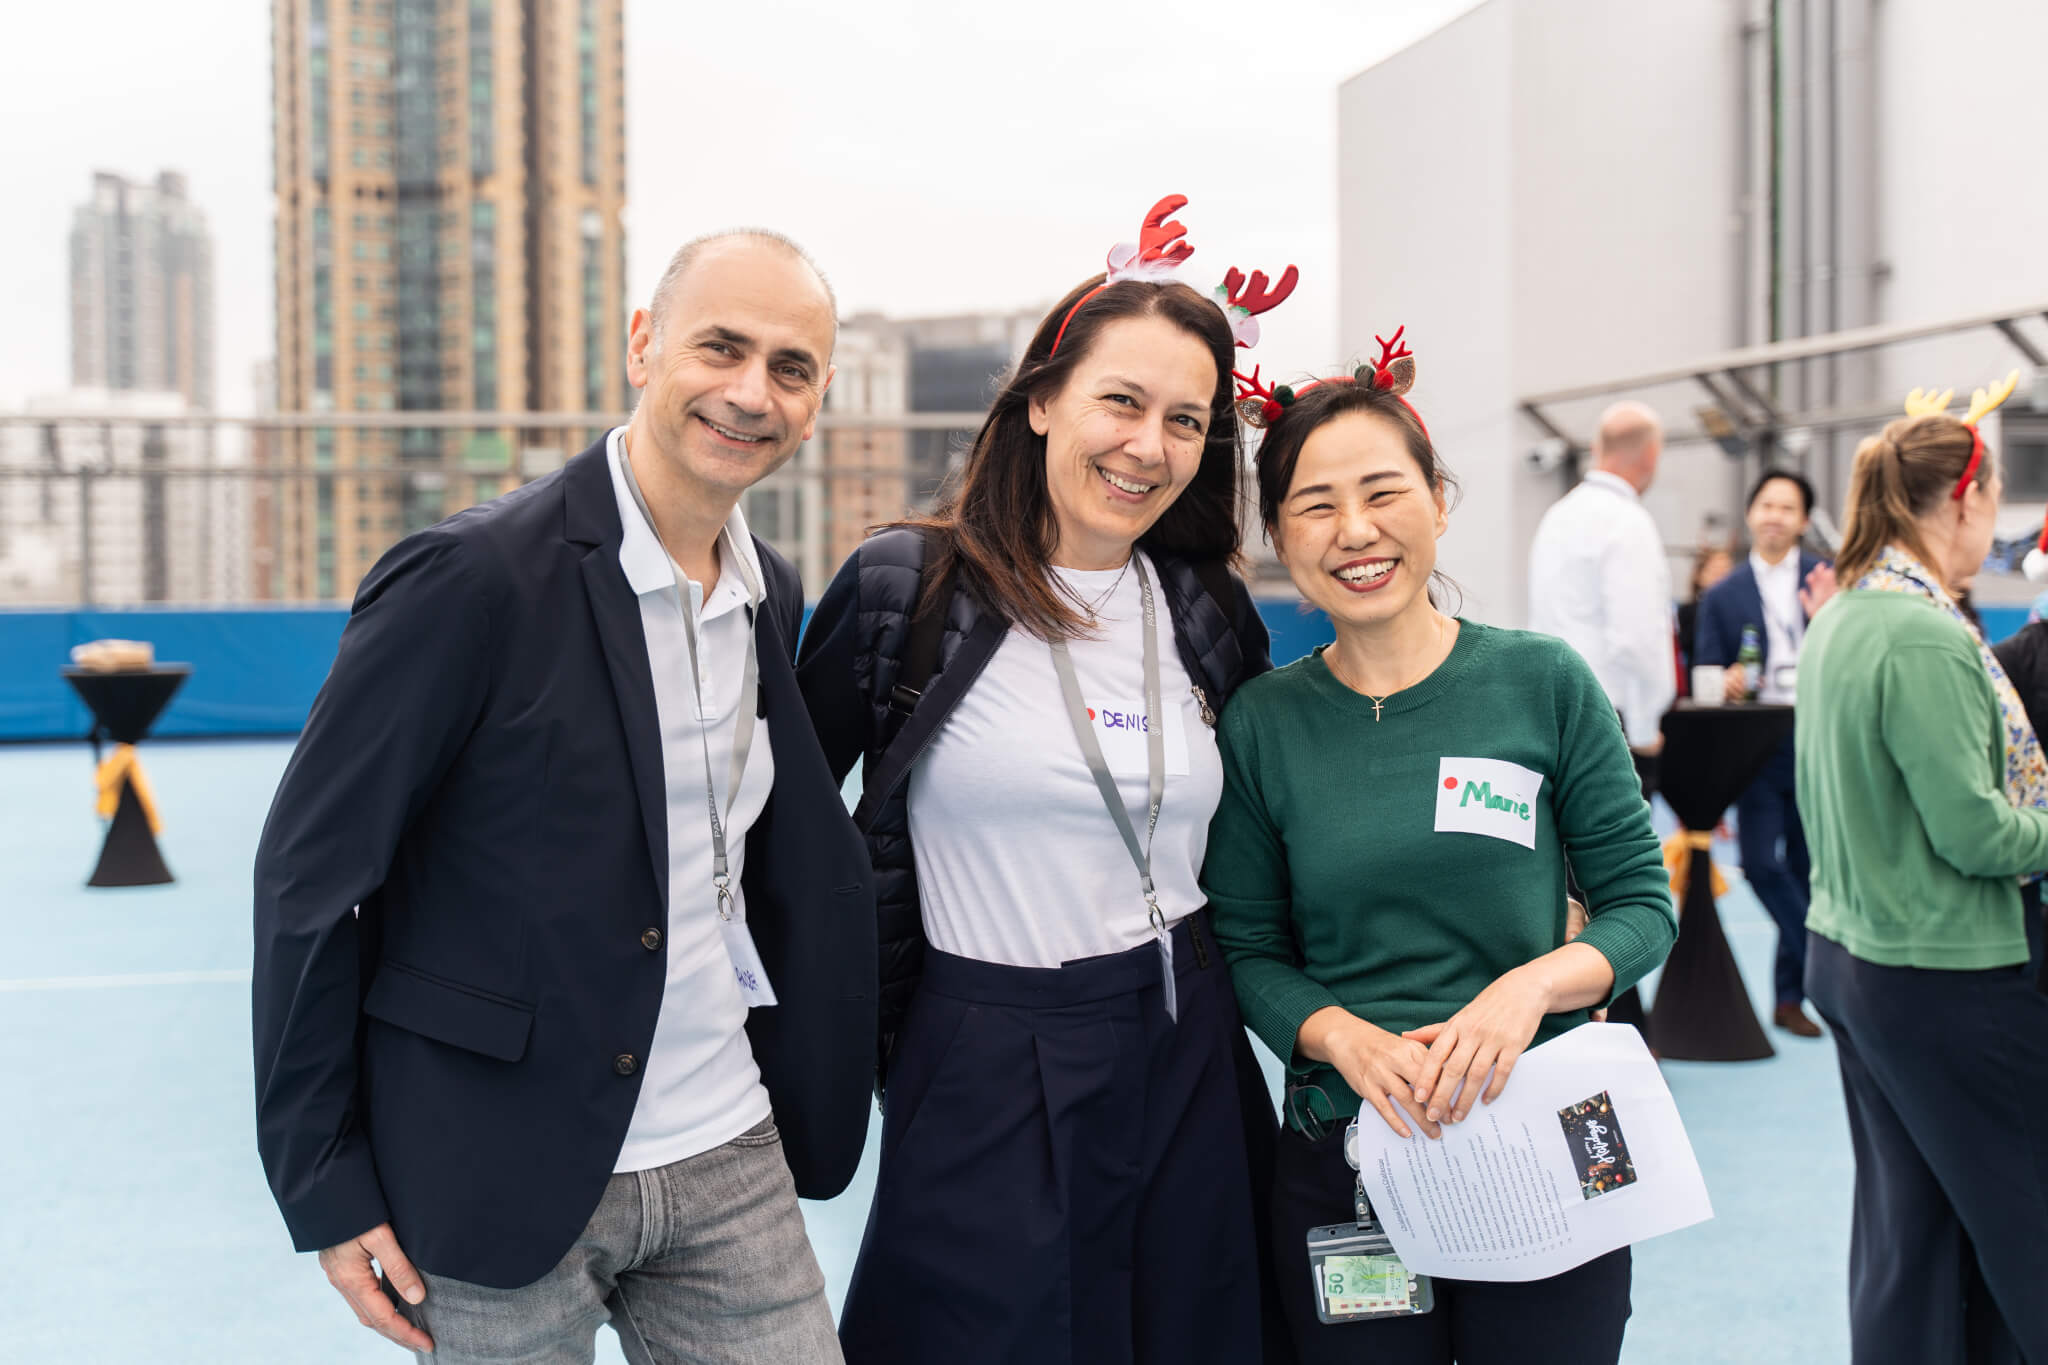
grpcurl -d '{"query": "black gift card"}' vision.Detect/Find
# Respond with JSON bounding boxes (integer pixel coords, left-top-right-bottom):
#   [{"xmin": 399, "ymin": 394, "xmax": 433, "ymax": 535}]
[{"xmin": 1557, "ymin": 1091, "xmax": 1638, "ymax": 1200}]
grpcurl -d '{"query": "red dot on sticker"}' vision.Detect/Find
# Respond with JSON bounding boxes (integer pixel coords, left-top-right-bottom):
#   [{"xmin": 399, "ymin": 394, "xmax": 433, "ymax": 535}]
[{"xmin": 1444, "ymin": 777, "xmax": 1457, "ymax": 789}]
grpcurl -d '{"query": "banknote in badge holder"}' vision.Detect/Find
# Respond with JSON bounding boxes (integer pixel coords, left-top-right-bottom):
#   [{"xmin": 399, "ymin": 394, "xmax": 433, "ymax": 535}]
[
  {"xmin": 1307, "ymin": 1120, "xmax": 1435, "ymax": 1323},
  {"xmin": 1306, "ymin": 1223, "xmax": 1435, "ymax": 1323}
]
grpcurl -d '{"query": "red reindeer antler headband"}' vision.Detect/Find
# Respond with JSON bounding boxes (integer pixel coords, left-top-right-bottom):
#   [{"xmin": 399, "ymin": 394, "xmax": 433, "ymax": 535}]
[
  {"xmin": 1233, "ymin": 327, "xmax": 1429, "ymax": 440},
  {"xmin": 1049, "ymin": 194, "xmax": 1299, "ymax": 358}
]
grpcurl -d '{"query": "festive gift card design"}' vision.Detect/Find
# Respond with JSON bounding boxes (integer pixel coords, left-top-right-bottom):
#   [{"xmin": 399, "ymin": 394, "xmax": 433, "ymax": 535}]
[
  {"xmin": 1558, "ymin": 1090, "xmax": 1639, "ymax": 1200},
  {"xmin": 1434, "ymin": 757, "xmax": 1544, "ymax": 849}
]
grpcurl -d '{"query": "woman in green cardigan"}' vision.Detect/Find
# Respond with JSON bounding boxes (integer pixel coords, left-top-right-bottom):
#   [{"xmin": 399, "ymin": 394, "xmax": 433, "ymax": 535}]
[
  {"xmin": 1797, "ymin": 387, "xmax": 2048, "ymax": 1365},
  {"xmin": 1202, "ymin": 348, "xmax": 1675, "ymax": 1365}
]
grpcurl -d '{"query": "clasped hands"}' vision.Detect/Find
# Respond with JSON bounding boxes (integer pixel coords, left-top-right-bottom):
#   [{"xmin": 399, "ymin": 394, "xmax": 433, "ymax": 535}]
[
  {"xmin": 1299, "ymin": 964, "xmax": 1552, "ymax": 1143},
  {"xmin": 1299, "ymin": 905, "xmax": 1615, "ymax": 1141}
]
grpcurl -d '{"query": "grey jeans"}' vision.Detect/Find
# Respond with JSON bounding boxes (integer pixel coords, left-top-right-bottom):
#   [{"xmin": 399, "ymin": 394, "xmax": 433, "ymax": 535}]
[{"xmin": 383, "ymin": 1116, "xmax": 842, "ymax": 1364}]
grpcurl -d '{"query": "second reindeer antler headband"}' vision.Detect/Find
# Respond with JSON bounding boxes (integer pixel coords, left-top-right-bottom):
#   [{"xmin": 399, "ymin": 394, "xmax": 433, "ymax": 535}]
[{"xmin": 1233, "ymin": 326, "xmax": 1428, "ymax": 440}]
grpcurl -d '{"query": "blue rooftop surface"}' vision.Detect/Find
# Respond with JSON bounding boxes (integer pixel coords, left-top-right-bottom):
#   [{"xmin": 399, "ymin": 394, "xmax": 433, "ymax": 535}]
[{"xmin": 2, "ymin": 738, "xmax": 1850, "ymax": 1364}]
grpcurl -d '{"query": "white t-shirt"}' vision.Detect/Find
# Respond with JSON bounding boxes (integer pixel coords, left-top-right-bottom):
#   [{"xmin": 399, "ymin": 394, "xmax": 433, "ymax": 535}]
[
  {"xmin": 907, "ymin": 554, "xmax": 1225, "ymax": 968},
  {"xmin": 605, "ymin": 428, "xmax": 774, "ymax": 1174}
]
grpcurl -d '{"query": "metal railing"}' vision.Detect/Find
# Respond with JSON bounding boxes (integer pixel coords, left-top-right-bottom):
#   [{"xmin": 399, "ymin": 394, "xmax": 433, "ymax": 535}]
[{"xmin": 0, "ymin": 411, "xmax": 996, "ymax": 607}]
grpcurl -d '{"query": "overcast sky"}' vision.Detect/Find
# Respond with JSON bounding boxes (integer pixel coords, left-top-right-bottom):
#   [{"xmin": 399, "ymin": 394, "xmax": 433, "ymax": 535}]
[{"xmin": 0, "ymin": 0, "xmax": 1480, "ymax": 410}]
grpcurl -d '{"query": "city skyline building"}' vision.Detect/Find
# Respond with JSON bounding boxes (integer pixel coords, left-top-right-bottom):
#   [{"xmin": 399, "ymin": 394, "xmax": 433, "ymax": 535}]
[
  {"xmin": 69, "ymin": 170, "xmax": 216, "ymax": 412},
  {"xmin": 269, "ymin": 0, "xmax": 626, "ymax": 599},
  {"xmin": 794, "ymin": 307, "xmax": 1037, "ymax": 580},
  {"xmin": 0, "ymin": 389, "xmax": 246, "ymax": 606}
]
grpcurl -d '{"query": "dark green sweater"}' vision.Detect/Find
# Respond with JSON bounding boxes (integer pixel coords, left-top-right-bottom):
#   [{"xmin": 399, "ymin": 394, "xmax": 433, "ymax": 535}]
[{"xmin": 1202, "ymin": 621, "xmax": 1676, "ymax": 1121}]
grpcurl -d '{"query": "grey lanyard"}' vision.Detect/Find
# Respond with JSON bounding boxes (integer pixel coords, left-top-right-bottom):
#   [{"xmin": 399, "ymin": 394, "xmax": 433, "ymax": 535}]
[
  {"xmin": 1047, "ymin": 553, "xmax": 1176, "ymax": 1021},
  {"xmin": 619, "ymin": 452, "xmax": 761, "ymax": 920}
]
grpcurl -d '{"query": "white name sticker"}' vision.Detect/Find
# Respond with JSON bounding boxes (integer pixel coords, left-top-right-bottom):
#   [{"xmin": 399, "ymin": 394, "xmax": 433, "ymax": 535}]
[
  {"xmin": 1434, "ymin": 757, "xmax": 1544, "ymax": 850},
  {"xmin": 718, "ymin": 914, "xmax": 778, "ymax": 1008},
  {"xmin": 1087, "ymin": 698, "xmax": 1191, "ymax": 777}
]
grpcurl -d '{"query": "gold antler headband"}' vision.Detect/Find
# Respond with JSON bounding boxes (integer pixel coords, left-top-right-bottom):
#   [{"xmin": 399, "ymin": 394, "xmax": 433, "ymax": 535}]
[{"xmin": 1900, "ymin": 369, "xmax": 2019, "ymax": 500}]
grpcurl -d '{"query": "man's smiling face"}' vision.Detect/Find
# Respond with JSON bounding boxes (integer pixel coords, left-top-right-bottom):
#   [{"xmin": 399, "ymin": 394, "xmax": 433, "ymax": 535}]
[{"xmin": 625, "ymin": 237, "xmax": 837, "ymax": 498}]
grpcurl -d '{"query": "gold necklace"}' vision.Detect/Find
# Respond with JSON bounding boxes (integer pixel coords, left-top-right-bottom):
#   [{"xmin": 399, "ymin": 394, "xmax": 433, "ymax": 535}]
[{"xmin": 1327, "ymin": 615, "xmax": 1447, "ymax": 721}]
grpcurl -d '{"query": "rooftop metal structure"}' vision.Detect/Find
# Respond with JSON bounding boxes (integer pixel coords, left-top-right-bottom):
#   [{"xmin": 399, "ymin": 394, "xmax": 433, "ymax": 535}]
[{"xmin": 1518, "ymin": 300, "xmax": 2048, "ymax": 452}]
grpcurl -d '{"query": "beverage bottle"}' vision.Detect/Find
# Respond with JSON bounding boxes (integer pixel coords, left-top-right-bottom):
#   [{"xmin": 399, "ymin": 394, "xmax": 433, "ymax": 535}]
[{"xmin": 1736, "ymin": 624, "xmax": 1763, "ymax": 701}]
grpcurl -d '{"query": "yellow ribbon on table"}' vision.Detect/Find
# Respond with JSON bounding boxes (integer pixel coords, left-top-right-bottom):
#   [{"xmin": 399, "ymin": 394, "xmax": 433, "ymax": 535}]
[
  {"xmin": 95, "ymin": 743, "xmax": 163, "ymax": 835},
  {"xmin": 1662, "ymin": 829, "xmax": 1726, "ymax": 903}
]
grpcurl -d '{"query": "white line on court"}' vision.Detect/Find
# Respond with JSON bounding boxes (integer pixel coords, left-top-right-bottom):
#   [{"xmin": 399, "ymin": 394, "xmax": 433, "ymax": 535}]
[{"xmin": 0, "ymin": 968, "xmax": 251, "ymax": 992}]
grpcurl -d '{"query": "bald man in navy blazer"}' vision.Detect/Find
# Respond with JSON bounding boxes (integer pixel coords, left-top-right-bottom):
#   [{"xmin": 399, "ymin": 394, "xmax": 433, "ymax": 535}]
[{"xmin": 253, "ymin": 231, "xmax": 873, "ymax": 1363}]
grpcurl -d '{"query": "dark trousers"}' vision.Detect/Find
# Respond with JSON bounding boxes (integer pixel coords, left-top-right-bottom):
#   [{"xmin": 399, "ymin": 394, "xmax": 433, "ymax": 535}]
[
  {"xmin": 1736, "ymin": 740, "xmax": 1811, "ymax": 1007},
  {"xmin": 1805, "ymin": 933, "xmax": 2048, "ymax": 1365},
  {"xmin": 1269, "ymin": 1124, "xmax": 1632, "ymax": 1365},
  {"xmin": 838, "ymin": 914, "xmax": 1263, "ymax": 1365}
]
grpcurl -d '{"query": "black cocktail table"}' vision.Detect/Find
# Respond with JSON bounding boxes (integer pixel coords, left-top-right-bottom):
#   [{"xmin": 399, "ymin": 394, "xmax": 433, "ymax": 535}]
[
  {"xmin": 62, "ymin": 665, "xmax": 190, "ymax": 887},
  {"xmin": 1646, "ymin": 700, "xmax": 1796, "ymax": 1061}
]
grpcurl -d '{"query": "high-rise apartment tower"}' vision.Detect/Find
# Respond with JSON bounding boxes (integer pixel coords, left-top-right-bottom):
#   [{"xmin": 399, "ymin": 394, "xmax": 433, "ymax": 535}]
[
  {"xmin": 70, "ymin": 170, "xmax": 216, "ymax": 411},
  {"xmin": 270, "ymin": 0, "xmax": 625, "ymax": 599}
]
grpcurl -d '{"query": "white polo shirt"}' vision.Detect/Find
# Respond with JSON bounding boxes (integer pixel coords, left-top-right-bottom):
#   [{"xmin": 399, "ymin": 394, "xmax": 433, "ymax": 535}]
[{"xmin": 605, "ymin": 427, "xmax": 775, "ymax": 1173}]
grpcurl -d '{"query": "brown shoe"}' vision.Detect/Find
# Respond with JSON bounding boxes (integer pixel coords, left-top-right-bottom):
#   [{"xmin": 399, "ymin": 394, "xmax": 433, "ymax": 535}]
[{"xmin": 1773, "ymin": 1003, "xmax": 1823, "ymax": 1038}]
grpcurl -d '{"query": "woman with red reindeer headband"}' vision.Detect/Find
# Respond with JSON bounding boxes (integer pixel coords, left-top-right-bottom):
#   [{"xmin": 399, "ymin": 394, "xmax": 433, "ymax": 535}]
[
  {"xmin": 1797, "ymin": 374, "xmax": 2048, "ymax": 1364},
  {"xmin": 798, "ymin": 195, "xmax": 1299, "ymax": 1363},
  {"xmin": 1202, "ymin": 338, "xmax": 1675, "ymax": 1363}
]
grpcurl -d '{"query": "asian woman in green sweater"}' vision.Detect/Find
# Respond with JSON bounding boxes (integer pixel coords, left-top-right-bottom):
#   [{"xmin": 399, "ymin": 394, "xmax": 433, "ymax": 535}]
[
  {"xmin": 1797, "ymin": 387, "xmax": 2048, "ymax": 1365},
  {"xmin": 1202, "ymin": 347, "xmax": 1675, "ymax": 1365}
]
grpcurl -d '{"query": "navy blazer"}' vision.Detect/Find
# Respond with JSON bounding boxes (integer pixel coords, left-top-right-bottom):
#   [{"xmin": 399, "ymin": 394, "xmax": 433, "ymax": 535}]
[
  {"xmin": 251, "ymin": 437, "xmax": 876, "ymax": 1290},
  {"xmin": 1693, "ymin": 552, "xmax": 1826, "ymax": 675}
]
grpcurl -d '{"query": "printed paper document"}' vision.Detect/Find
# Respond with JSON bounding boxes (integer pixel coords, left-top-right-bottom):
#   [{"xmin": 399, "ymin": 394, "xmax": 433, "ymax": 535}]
[{"xmin": 1351, "ymin": 1023, "xmax": 1712, "ymax": 1281}]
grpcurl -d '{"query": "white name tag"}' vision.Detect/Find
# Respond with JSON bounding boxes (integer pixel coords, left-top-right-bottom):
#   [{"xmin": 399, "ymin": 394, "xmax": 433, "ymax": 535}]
[
  {"xmin": 1434, "ymin": 757, "xmax": 1544, "ymax": 850},
  {"xmin": 1087, "ymin": 697, "xmax": 1191, "ymax": 777},
  {"xmin": 718, "ymin": 914, "xmax": 778, "ymax": 1008}
]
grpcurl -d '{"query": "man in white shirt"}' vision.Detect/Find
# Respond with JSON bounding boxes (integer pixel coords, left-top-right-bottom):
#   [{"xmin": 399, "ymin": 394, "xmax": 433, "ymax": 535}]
[
  {"xmin": 254, "ymin": 231, "xmax": 874, "ymax": 1363},
  {"xmin": 1693, "ymin": 470, "xmax": 1829, "ymax": 1037},
  {"xmin": 1528, "ymin": 401, "xmax": 1677, "ymax": 778}
]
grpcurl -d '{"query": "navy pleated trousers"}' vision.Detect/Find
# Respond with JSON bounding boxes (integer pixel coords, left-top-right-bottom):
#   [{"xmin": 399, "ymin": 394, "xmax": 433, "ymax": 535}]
[{"xmin": 838, "ymin": 914, "xmax": 1263, "ymax": 1365}]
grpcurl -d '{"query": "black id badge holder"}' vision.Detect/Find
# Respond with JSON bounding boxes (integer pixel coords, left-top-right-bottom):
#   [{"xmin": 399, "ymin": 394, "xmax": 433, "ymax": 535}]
[{"xmin": 1305, "ymin": 1118, "xmax": 1437, "ymax": 1324}]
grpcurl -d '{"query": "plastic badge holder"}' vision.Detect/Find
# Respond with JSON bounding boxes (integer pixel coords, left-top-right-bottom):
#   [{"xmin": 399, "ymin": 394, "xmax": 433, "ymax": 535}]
[
  {"xmin": 1306, "ymin": 1223, "xmax": 1435, "ymax": 1323},
  {"xmin": 1306, "ymin": 1117, "xmax": 1435, "ymax": 1323}
]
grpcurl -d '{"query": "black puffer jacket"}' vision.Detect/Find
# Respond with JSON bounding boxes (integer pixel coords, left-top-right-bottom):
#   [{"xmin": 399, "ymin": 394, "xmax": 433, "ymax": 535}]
[
  {"xmin": 795, "ymin": 525, "xmax": 1273, "ymax": 1071},
  {"xmin": 1995, "ymin": 620, "xmax": 2048, "ymax": 737}
]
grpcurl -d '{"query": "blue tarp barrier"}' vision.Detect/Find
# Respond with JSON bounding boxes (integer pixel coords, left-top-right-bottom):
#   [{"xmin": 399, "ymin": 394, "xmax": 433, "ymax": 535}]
[
  {"xmin": 0, "ymin": 599, "xmax": 2025, "ymax": 743},
  {"xmin": 1, "ymin": 609, "xmax": 349, "ymax": 741}
]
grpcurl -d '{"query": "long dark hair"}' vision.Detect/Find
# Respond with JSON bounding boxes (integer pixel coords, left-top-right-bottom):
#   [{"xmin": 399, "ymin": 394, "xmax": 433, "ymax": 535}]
[
  {"xmin": 901, "ymin": 274, "xmax": 1245, "ymax": 640},
  {"xmin": 1835, "ymin": 414, "xmax": 1985, "ymax": 586},
  {"xmin": 1252, "ymin": 378, "xmax": 1462, "ymax": 609}
]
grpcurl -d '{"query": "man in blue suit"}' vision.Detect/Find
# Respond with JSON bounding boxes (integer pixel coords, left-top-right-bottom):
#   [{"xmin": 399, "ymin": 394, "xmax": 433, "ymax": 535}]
[
  {"xmin": 253, "ymin": 231, "xmax": 874, "ymax": 1362},
  {"xmin": 1695, "ymin": 468, "xmax": 1829, "ymax": 1038}
]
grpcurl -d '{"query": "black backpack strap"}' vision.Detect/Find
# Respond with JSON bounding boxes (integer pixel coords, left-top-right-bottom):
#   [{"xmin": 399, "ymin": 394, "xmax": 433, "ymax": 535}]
[{"xmin": 888, "ymin": 568, "xmax": 953, "ymax": 723}]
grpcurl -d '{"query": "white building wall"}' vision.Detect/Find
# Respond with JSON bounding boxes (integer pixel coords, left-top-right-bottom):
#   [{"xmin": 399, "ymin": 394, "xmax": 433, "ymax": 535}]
[
  {"xmin": 1869, "ymin": 0, "xmax": 2048, "ymax": 402},
  {"xmin": 1338, "ymin": 0, "xmax": 1741, "ymax": 624},
  {"xmin": 1337, "ymin": 0, "xmax": 2048, "ymax": 623}
]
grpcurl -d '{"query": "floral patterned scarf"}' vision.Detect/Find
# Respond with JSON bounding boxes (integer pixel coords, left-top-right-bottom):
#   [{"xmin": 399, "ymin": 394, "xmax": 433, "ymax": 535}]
[{"xmin": 1855, "ymin": 545, "xmax": 2048, "ymax": 882}]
